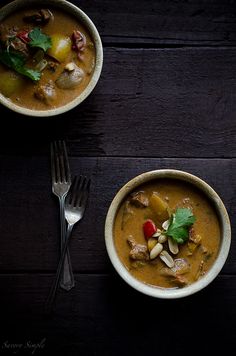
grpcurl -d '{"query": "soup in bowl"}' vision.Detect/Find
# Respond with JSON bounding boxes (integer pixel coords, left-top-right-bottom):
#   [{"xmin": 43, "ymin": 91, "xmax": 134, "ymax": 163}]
[
  {"xmin": 105, "ymin": 170, "xmax": 231, "ymax": 298},
  {"xmin": 0, "ymin": 0, "xmax": 103, "ymax": 116}
]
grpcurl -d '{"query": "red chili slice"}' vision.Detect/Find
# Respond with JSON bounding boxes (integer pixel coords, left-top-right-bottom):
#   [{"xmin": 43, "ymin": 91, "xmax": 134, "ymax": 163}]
[
  {"xmin": 143, "ymin": 219, "xmax": 157, "ymax": 239},
  {"xmin": 17, "ymin": 30, "xmax": 30, "ymax": 43}
]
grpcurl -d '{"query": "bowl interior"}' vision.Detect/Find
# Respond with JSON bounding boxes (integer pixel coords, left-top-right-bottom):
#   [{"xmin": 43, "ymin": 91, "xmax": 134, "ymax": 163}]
[
  {"xmin": 0, "ymin": 0, "xmax": 103, "ymax": 117},
  {"xmin": 105, "ymin": 169, "xmax": 231, "ymax": 299}
]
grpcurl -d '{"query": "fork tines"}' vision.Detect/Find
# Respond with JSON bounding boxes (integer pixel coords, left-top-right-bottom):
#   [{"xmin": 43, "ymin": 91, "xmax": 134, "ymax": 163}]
[
  {"xmin": 68, "ymin": 175, "xmax": 91, "ymax": 207},
  {"xmin": 51, "ymin": 140, "xmax": 71, "ymax": 184}
]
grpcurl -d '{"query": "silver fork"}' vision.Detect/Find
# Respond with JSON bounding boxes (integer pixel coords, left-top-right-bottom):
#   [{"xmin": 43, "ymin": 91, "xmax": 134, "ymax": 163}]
[
  {"xmin": 45, "ymin": 175, "xmax": 90, "ymax": 314},
  {"xmin": 51, "ymin": 140, "xmax": 74, "ymax": 291}
]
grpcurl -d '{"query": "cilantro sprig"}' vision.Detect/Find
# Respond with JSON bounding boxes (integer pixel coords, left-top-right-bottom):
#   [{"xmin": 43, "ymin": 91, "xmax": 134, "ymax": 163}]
[
  {"xmin": 28, "ymin": 28, "xmax": 52, "ymax": 52},
  {"xmin": 0, "ymin": 27, "xmax": 52, "ymax": 81},
  {"xmin": 0, "ymin": 49, "xmax": 40, "ymax": 81},
  {"xmin": 165, "ymin": 208, "xmax": 196, "ymax": 244}
]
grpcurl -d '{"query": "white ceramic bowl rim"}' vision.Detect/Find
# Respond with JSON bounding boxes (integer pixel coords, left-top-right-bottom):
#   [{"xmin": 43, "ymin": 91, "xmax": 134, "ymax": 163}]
[
  {"xmin": 0, "ymin": 0, "xmax": 103, "ymax": 117},
  {"xmin": 105, "ymin": 169, "xmax": 231, "ymax": 299}
]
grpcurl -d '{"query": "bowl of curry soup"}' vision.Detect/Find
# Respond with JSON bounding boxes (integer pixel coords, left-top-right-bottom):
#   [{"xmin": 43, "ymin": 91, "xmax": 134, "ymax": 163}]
[
  {"xmin": 0, "ymin": 0, "xmax": 103, "ymax": 116},
  {"xmin": 105, "ymin": 170, "xmax": 231, "ymax": 298}
]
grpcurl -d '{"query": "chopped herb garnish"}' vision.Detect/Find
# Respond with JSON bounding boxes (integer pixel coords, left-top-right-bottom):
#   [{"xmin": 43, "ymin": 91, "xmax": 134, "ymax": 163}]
[
  {"xmin": 29, "ymin": 27, "xmax": 52, "ymax": 52},
  {"xmin": 165, "ymin": 208, "xmax": 196, "ymax": 244},
  {"xmin": 0, "ymin": 49, "xmax": 41, "ymax": 81}
]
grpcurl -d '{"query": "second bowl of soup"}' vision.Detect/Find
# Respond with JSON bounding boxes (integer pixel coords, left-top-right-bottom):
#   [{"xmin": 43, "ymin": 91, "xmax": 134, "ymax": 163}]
[
  {"xmin": 105, "ymin": 170, "xmax": 231, "ymax": 298},
  {"xmin": 0, "ymin": 0, "xmax": 103, "ymax": 116}
]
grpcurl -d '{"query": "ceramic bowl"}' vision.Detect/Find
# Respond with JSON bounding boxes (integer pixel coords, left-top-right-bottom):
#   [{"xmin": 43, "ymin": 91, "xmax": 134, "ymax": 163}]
[
  {"xmin": 0, "ymin": 0, "xmax": 103, "ymax": 117},
  {"xmin": 105, "ymin": 169, "xmax": 231, "ymax": 299}
]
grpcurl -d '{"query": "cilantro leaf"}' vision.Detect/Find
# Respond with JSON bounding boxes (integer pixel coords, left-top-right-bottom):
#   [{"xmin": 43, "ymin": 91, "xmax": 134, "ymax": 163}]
[
  {"xmin": 29, "ymin": 28, "xmax": 52, "ymax": 52},
  {"xmin": 166, "ymin": 208, "xmax": 196, "ymax": 244},
  {"xmin": 0, "ymin": 49, "xmax": 24, "ymax": 68},
  {"xmin": 16, "ymin": 65, "xmax": 41, "ymax": 81},
  {"xmin": 0, "ymin": 49, "xmax": 41, "ymax": 81}
]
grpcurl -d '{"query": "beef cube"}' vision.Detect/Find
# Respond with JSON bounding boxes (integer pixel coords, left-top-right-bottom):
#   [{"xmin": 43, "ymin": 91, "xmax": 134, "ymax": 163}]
[
  {"xmin": 128, "ymin": 237, "xmax": 149, "ymax": 261},
  {"xmin": 130, "ymin": 191, "xmax": 149, "ymax": 208},
  {"xmin": 34, "ymin": 80, "xmax": 56, "ymax": 105},
  {"xmin": 23, "ymin": 9, "xmax": 52, "ymax": 24}
]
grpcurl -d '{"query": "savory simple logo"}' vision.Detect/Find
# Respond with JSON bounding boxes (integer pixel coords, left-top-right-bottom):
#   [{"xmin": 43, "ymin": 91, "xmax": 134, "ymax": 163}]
[{"xmin": 1, "ymin": 338, "xmax": 46, "ymax": 354}]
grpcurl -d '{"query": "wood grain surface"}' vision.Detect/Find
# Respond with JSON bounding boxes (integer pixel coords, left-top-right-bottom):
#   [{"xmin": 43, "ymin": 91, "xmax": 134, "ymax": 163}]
[
  {"xmin": 0, "ymin": 157, "xmax": 235, "ymax": 273},
  {"xmin": 1, "ymin": 46, "xmax": 236, "ymax": 157},
  {"xmin": 0, "ymin": 0, "xmax": 236, "ymax": 355},
  {"xmin": 0, "ymin": 273, "xmax": 235, "ymax": 355},
  {"xmin": 2, "ymin": 0, "xmax": 236, "ymax": 47}
]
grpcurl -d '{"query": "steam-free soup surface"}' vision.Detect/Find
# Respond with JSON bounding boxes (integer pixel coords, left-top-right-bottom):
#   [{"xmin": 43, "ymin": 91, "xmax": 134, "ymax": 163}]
[
  {"xmin": 114, "ymin": 179, "xmax": 220, "ymax": 289},
  {"xmin": 0, "ymin": 7, "xmax": 95, "ymax": 110}
]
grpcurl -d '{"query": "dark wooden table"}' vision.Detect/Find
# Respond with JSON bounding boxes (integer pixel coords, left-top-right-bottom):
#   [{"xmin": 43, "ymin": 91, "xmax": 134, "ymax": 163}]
[{"xmin": 0, "ymin": 1, "xmax": 236, "ymax": 355}]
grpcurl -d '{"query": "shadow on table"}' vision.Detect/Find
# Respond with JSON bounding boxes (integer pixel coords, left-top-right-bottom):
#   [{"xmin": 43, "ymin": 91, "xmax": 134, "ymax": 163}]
[
  {"xmin": 0, "ymin": 93, "xmax": 103, "ymax": 157},
  {"xmin": 0, "ymin": 269, "xmax": 235, "ymax": 356}
]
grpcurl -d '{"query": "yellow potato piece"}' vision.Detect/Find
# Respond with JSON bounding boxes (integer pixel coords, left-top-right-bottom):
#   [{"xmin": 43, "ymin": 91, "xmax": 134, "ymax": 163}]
[
  {"xmin": 147, "ymin": 237, "xmax": 158, "ymax": 252},
  {"xmin": 149, "ymin": 193, "xmax": 170, "ymax": 222},
  {"xmin": 0, "ymin": 71, "xmax": 24, "ymax": 97},
  {"xmin": 47, "ymin": 34, "xmax": 72, "ymax": 62}
]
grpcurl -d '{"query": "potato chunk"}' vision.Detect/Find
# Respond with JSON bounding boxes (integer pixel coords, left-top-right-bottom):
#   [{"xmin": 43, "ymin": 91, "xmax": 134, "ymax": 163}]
[
  {"xmin": 0, "ymin": 71, "xmax": 24, "ymax": 97},
  {"xmin": 149, "ymin": 193, "xmax": 170, "ymax": 222},
  {"xmin": 47, "ymin": 34, "xmax": 72, "ymax": 62}
]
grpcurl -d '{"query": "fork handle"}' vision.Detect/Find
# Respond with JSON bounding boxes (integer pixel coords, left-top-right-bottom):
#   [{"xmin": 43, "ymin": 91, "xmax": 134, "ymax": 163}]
[
  {"xmin": 45, "ymin": 224, "xmax": 74, "ymax": 314},
  {"xmin": 59, "ymin": 197, "xmax": 75, "ymax": 290}
]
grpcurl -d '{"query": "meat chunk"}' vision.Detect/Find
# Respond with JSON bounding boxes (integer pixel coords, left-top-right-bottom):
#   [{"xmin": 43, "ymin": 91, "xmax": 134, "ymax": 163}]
[
  {"xmin": 10, "ymin": 37, "xmax": 29, "ymax": 57},
  {"xmin": 160, "ymin": 258, "xmax": 190, "ymax": 287},
  {"xmin": 160, "ymin": 258, "xmax": 190, "ymax": 276},
  {"xmin": 23, "ymin": 9, "xmax": 52, "ymax": 24},
  {"xmin": 170, "ymin": 275, "xmax": 188, "ymax": 287},
  {"xmin": 0, "ymin": 25, "xmax": 29, "ymax": 57},
  {"xmin": 0, "ymin": 25, "xmax": 18, "ymax": 44},
  {"xmin": 34, "ymin": 80, "xmax": 56, "ymax": 105},
  {"xmin": 127, "ymin": 237, "xmax": 149, "ymax": 261},
  {"xmin": 72, "ymin": 30, "xmax": 86, "ymax": 53},
  {"xmin": 187, "ymin": 227, "xmax": 202, "ymax": 255},
  {"xmin": 130, "ymin": 191, "xmax": 149, "ymax": 208}
]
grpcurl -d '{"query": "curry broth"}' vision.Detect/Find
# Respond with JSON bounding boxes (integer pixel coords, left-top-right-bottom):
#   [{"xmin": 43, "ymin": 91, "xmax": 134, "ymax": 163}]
[
  {"xmin": 114, "ymin": 179, "xmax": 221, "ymax": 289},
  {"xmin": 0, "ymin": 7, "xmax": 95, "ymax": 110}
]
